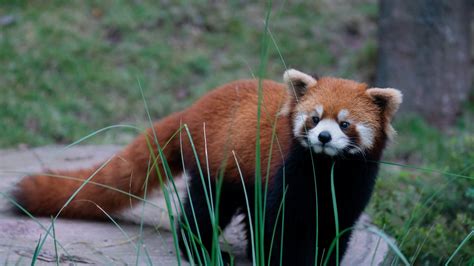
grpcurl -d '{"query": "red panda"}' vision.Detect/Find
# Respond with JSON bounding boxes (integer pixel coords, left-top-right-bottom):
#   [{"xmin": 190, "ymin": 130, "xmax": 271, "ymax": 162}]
[
  {"xmin": 13, "ymin": 69, "xmax": 402, "ymax": 264},
  {"xmin": 263, "ymin": 71, "xmax": 402, "ymax": 265}
]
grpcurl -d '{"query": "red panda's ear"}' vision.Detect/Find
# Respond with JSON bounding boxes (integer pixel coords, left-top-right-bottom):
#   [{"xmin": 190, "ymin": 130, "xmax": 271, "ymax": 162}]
[
  {"xmin": 283, "ymin": 69, "xmax": 317, "ymax": 99},
  {"xmin": 366, "ymin": 88, "xmax": 403, "ymax": 119}
]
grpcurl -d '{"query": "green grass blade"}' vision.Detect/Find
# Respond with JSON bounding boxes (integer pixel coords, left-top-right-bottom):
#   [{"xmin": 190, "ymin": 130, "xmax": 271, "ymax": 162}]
[
  {"xmin": 323, "ymin": 227, "xmax": 353, "ymax": 266},
  {"xmin": 203, "ymin": 122, "xmax": 215, "ymax": 215},
  {"xmin": 369, "ymin": 225, "xmax": 384, "ymax": 266},
  {"xmin": 366, "ymin": 227, "xmax": 410, "ymax": 266},
  {"xmin": 0, "ymin": 193, "xmax": 72, "ymax": 259},
  {"xmin": 177, "ymin": 126, "xmax": 207, "ymax": 264},
  {"xmin": 25, "ymin": 156, "xmax": 116, "ymax": 264},
  {"xmin": 138, "ymin": 78, "xmax": 186, "ymax": 265},
  {"xmin": 330, "ymin": 162, "xmax": 340, "ymax": 265},
  {"xmin": 378, "ymin": 160, "xmax": 474, "ymax": 180},
  {"xmin": 64, "ymin": 124, "xmax": 142, "ymax": 149},
  {"xmin": 183, "ymin": 124, "xmax": 220, "ymax": 262},
  {"xmin": 53, "ymin": 156, "xmax": 115, "ymax": 219},
  {"xmin": 135, "ymin": 156, "xmax": 154, "ymax": 266},
  {"xmin": 50, "ymin": 217, "xmax": 59, "ymax": 266},
  {"xmin": 254, "ymin": 0, "xmax": 273, "ymax": 264},
  {"xmin": 444, "ymin": 230, "xmax": 473, "ymax": 266},
  {"xmin": 232, "ymin": 150, "xmax": 256, "ymax": 265},
  {"xmin": 31, "ymin": 234, "xmax": 43, "ymax": 266},
  {"xmin": 80, "ymin": 200, "xmax": 138, "ymax": 249},
  {"xmin": 267, "ymin": 185, "xmax": 288, "ymax": 266}
]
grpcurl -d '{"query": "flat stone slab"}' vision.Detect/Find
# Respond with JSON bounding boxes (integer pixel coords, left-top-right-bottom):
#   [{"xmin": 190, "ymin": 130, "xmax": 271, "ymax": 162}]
[{"xmin": 0, "ymin": 145, "xmax": 393, "ymax": 265}]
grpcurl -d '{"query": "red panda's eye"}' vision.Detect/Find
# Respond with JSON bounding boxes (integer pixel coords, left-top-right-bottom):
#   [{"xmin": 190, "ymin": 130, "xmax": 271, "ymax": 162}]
[
  {"xmin": 340, "ymin": 121, "xmax": 350, "ymax": 129},
  {"xmin": 312, "ymin": 116, "xmax": 320, "ymax": 125}
]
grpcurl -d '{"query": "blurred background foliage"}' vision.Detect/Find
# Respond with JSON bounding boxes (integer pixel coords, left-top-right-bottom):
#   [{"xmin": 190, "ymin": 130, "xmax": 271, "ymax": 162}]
[
  {"xmin": 0, "ymin": 0, "xmax": 472, "ymax": 264},
  {"xmin": 0, "ymin": 0, "xmax": 378, "ymax": 146}
]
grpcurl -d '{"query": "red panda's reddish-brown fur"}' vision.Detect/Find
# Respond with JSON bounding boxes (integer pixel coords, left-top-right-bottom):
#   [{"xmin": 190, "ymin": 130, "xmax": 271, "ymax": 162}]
[
  {"xmin": 14, "ymin": 79, "xmax": 294, "ymax": 219},
  {"xmin": 13, "ymin": 70, "xmax": 403, "ymax": 264}
]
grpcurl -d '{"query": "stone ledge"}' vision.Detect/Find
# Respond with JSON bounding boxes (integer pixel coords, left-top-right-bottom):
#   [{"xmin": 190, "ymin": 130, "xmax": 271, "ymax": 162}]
[{"xmin": 0, "ymin": 145, "xmax": 394, "ymax": 265}]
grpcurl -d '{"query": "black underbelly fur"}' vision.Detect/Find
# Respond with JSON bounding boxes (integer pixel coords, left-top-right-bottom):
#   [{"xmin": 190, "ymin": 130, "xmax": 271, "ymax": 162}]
[
  {"xmin": 178, "ymin": 142, "xmax": 380, "ymax": 265},
  {"xmin": 264, "ymin": 143, "xmax": 380, "ymax": 265}
]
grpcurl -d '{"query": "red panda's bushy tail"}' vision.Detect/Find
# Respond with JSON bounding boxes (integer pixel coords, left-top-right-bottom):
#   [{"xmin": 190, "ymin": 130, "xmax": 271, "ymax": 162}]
[{"xmin": 13, "ymin": 112, "xmax": 184, "ymax": 219}]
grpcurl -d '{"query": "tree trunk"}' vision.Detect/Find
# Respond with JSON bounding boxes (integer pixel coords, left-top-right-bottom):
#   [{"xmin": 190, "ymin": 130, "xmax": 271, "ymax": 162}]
[{"xmin": 377, "ymin": 0, "xmax": 472, "ymax": 128}]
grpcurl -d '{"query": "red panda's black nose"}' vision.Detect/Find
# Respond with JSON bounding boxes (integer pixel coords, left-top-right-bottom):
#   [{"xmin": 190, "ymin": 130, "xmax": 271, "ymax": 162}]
[{"xmin": 318, "ymin": 131, "xmax": 332, "ymax": 144}]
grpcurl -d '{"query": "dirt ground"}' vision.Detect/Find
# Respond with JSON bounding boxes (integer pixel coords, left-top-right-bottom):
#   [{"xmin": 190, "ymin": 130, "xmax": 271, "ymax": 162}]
[{"xmin": 0, "ymin": 145, "xmax": 393, "ymax": 265}]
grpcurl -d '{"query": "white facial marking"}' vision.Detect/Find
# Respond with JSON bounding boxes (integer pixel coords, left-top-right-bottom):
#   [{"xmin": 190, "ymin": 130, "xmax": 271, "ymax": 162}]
[
  {"xmin": 316, "ymin": 105, "xmax": 324, "ymax": 117},
  {"xmin": 356, "ymin": 124, "xmax": 374, "ymax": 149},
  {"xmin": 293, "ymin": 112, "xmax": 308, "ymax": 147},
  {"xmin": 307, "ymin": 119, "xmax": 349, "ymax": 156},
  {"xmin": 312, "ymin": 145, "xmax": 323, "ymax": 153},
  {"xmin": 338, "ymin": 109, "xmax": 349, "ymax": 121},
  {"xmin": 323, "ymin": 146, "xmax": 338, "ymax": 156}
]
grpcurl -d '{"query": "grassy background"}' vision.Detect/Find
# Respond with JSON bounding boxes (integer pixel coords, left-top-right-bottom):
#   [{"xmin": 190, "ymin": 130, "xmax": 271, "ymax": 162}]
[
  {"xmin": 0, "ymin": 0, "xmax": 377, "ymax": 146},
  {"xmin": 1, "ymin": 0, "xmax": 472, "ymax": 264}
]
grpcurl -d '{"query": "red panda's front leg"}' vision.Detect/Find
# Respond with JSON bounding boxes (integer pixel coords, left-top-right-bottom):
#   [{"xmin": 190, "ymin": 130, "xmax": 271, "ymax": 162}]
[{"xmin": 177, "ymin": 172, "xmax": 245, "ymax": 263}]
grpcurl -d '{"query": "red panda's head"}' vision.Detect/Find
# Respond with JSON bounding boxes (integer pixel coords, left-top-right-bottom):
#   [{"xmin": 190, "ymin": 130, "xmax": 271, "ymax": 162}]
[{"xmin": 283, "ymin": 69, "xmax": 402, "ymax": 157}]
